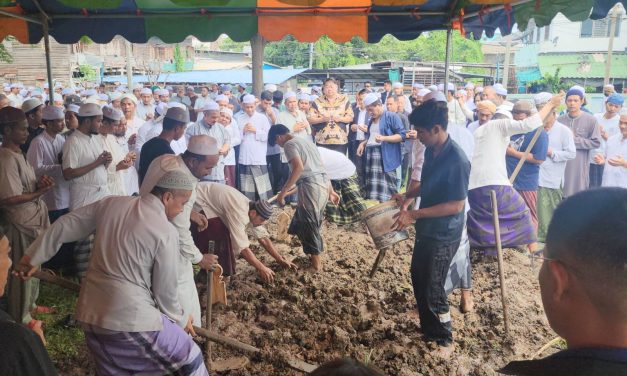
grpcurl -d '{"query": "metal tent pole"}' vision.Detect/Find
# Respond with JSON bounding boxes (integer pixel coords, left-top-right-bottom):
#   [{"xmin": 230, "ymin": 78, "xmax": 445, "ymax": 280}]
[
  {"xmin": 42, "ymin": 17, "xmax": 54, "ymax": 97},
  {"xmin": 443, "ymin": 28, "xmax": 453, "ymax": 90}
]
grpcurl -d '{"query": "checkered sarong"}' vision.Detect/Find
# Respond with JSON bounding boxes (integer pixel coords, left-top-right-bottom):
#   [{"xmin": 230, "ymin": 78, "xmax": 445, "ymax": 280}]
[
  {"xmin": 364, "ymin": 145, "xmax": 397, "ymax": 202},
  {"xmin": 238, "ymin": 164, "xmax": 273, "ymax": 200},
  {"xmin": 325, "ymin": 173, "xmax": 367, "ymax": 225}
]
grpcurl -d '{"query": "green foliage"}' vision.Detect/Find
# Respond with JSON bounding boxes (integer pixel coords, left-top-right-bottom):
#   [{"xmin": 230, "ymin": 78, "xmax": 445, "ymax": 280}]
[
  {"xmin": 218, "ymin": 38, "xmax": 247, "ymax": 52},
  {"xmin": 0, "ymin": 43, "xmax": 12, "ymax": 63},
  {"xmin": 79, "ymin": 36, "xmax": 93, "ymax": 45},
  {"xmin": 173, "ymin": 44, "xmax": 185, "ymax": 72},
  {"xmin": 528, "ymin": 68, "xmax": 571, "ymax": 93},
  {"xmin": 78, "ymin": 64, "xmax": 97, "ymax": 81},
  {"xmin": 261, "ymin": 31, "xmax": 483, "ymax": 69}
]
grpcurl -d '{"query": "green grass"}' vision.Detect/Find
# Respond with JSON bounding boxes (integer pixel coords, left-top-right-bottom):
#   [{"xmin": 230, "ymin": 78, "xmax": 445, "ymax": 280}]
[{"xmin": 35, "ymin": 279, "xmax": 84, "ymax": 360}]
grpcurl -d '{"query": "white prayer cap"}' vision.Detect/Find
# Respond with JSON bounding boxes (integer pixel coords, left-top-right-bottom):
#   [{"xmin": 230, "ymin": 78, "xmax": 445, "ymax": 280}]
[
  {"xmin": 428, "ymin": 84, "xmax": 438, "ymax": 92},
  {"xmin": 42, "ymin": 105, "xmax": 64, "ymax": 120},
  {"xmin": 456, "ymin": 89, "xmax": 466, "ymax": 97},
  {"xmin": 31, "ymin": 89, "xmax": 43, "ymax": 98},
  {"xmin": 444, "ymin": 83, "xmax": 455, "ymax": 91},
  {"xmin": 155, "ymin": 102, "xmax": 168, "ymax": 116},
  {"xmin": 121, "ymin": 93, "xmax": 137, "ymax": 104},
  {"xmin": 284, "ymin": 91, "xmax": 297, "ymax": 100},
  {"xmin": 569, "ymin": 85, "xmax": 585, "ymax": 97},
  {"xmin": 202, "ymin": 101, "xmax": 220, "ymax": 112},
  {"xmin": 133, "ymin": 83, "xmax": 143, "ymax": 90},
  {"xmin": 498, "ymin": 101, "xmax": 514, "ymax": 112},
  {"xmin": 465, "ymin": 82, "xmax": 475, "ymax": 89},
  {"xmin": 242, "ymin": 94, "xmax": 256, "ymax": 104},
  {"xmin": 141, "ymin": 88, "xmax": 152, "ymax": 95},
  {"xmin": 238, "ymin": 83, "xmax": 247, "ymax": 89},
  {"xmin": 168, "ymin": 101, "xmax": 186, "ymax": 110},
  {"xmin": 43, "ymin": 83, "xmax": 49, "ymax": 89},
  {"xmin": 139, "ymin": 155, "xmax": 192, "ymax": 196},
  {"xmin": 417, "ymin": 88, "xmax": 431, "ymax": 97},
  {"xmin": 22, "ymin": 98, "xmax": 42, "ymax": 113},
  {"xmin": 53, "ymin": 93, "xmax": 63, "ymax": 102},
  {"xmin": 214, "ymin": 94, "xmax": 228, "ymax": 103},
  {"xmin": 363, "ymin": 92, "xmax": 381, "ymax": 106},
  {"xmin": 97, "ymin": 93, "xmax": 109, "ymax": 101},
  {"xmin": 429, "ymin": 91, "xmax": 447, "ymax": 103},
  {"xmin": 109, "ymin": 92, "xmax": 122, "ymax": 101},
  {"xmin": 495, "ymin": 108, "xmax": 513, "ymax": 120},
  {"xmin": 155, "ymin": 170, "xmax": 195, "ymax": 191},
  {"xmin": 19, "ymin": 89, "xmax": 28, "ymax": 97},
  {"xmin": 61, "ymin": 88, "xmax": 75, "ymax": 95},
  {"xmin": 495, "ymin": 86, "xmax": 508, "ymax": 96},
  {"xmin": 220, "ymin": 107, "xmax": 233, "ymax": 118},
  {"xmin": 85, "ymin": 88, "xmax": 97, "ymax": 97},
  {"xmin": 78, "ymin": 102, "xmax": 103, "ymax": 117},
  {"xmin": 165, "ymin": 86, "xmax": 173, "ymax": 92},
  {"xmin": 188, "ymin": 134, "xmax": 219, "ymax": 156},
  {"xmin": 475, "ymin": 86, "xmax": 484, "ymax": 93},
  {"xmin": 67, "ymin": 104, "xmax": 80, "ymax": 114},
  {"xmin": 437, "ymin": 83, "xmax": 444, "ymax": 91},
  {"xmin": 310, "ymin": 94, "xmax": 319, "ymax": 101},
  {"xmin": 117, "ymin": 86, "xmax": 128, "ymax": 93},
  {"xmin": 297, "ymin": 93, "xmax": 310, "ymax": 102},
  {"xmin": 10, "ymin": 83, "xmax": 19, "ymax": 89},
  {"xmin": 264, "ymin": 83, "xmax": 277, "ymax": 92},
  {"xmin": 164, "ymin": 106, "xmax": 190, "ymax": 123},
  {"xmin": 158, "ymin": 89, "xmax": 170, "ymax": 96},
  {"xmin": 392, "ymin": 82, "xmax": 403, "ymax": 89},
  {"xmin": 102, "ymin": 105, "xmax": 122, "ymax": 121},
  {"xmin": 186, "ymin": 85, "xmax": 195, "ymax": 92},
  {"xmin": 412, "ymin": 83, "xmax": 424, "ymax": 89},
  {"xmin": 620, "ymin": 108, "xmax": 627, "ymax": 116},
  {"xmin": 534, "ymin": 92, "xmax": 553, "ymax": 106}
]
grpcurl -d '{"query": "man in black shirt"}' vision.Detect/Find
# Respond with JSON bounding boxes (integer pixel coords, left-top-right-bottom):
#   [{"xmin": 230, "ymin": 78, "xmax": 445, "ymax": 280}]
[
  {"xmin": 138, "ymin": 107, "xmax": 189, "ymax": 183},
  {"xmin": 392, "ymin": 99, "xmax": 470, "ymax": 358}
]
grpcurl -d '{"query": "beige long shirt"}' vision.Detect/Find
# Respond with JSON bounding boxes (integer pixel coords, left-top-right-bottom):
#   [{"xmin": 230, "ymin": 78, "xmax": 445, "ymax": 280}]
[{"xmin": 26, "ymin": 194, "xmax": 186, "ymax": 332}]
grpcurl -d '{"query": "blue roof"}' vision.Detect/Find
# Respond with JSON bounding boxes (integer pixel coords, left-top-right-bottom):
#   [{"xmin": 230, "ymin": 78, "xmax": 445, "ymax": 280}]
[{"xmin": 102, "ymin": 68, "xmax": 306, "ymax": 85}]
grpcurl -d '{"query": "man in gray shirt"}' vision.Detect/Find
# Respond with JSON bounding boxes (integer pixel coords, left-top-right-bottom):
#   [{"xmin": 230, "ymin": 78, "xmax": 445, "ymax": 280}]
[{"xmin": 270, "ymin": 124, "xmax": 339, "ymax": 272}]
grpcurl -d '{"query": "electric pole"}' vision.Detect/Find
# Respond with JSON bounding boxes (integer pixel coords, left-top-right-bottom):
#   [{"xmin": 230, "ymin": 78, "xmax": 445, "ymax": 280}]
[{"xmin": 604, "ymin": 5, "xmax": 620, "ymax": 86}]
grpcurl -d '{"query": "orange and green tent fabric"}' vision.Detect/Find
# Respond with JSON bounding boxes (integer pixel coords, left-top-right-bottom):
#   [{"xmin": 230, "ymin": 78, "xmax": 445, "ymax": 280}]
[{"xmin": 0, "ymin": 0, "xmax": 624, "ymax": 44}]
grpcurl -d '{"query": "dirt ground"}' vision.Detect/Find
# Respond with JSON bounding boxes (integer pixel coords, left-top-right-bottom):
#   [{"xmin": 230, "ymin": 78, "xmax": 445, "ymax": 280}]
[{"xmin": 52, "ymin": 209, "xmax": 557, "ymax": 375}]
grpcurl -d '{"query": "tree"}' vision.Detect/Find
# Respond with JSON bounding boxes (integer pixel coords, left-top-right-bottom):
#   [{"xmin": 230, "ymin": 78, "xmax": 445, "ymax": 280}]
[
  {"xmin": 1, "ymin": 38, "xmax": 13, "ymax": 63},
  {"xmin": 78, "ymin": 64, "xmax": 97, "ymax": 81},
  {"xmin": 173, "ymin": 44, "xmax": 185, "ymax": 72},
  {"xmin": 528, "ymin": 68, "xmax": 571, "ymax": 93}
]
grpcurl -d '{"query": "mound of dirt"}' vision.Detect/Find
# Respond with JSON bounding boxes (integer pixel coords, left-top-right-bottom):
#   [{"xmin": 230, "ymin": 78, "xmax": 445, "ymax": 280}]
[{"xmin": 200, "ymin": 209, "xmax": 556, "ymax": 375}]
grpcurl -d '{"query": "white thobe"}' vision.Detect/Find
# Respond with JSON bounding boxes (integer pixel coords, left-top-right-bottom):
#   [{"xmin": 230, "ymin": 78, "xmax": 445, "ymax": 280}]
[
  {"xmin": 539, "ymin": 121, "xmax": 576, "ymax": 189},
  {"xmin": 62, "ymin": 130, "xmax": 110, "ymax": 210},
  {"xmin": 26, "ymin": 131, "xmax": 70, "ymax": 211},
  {"xmin": 136, "ymin": 103, "xmax": 155, "ymax": 121},
  {"xmin": 236, "ymin": 111, "xmax": 270, "ymax": 166},
  {"xmin": 277, "ymin": 110, "xmax": 311, "ymax": 163},
  {"xmin": 125, "ymin": 116, "xmax": 144, "ymax": 141},
  {"xmin": 101, "ymin": 134, "xmax": 127, "ymax": 196},
  {"xmin": 222, "ymin": 121, "xmax": 241, "ymax": 166},
  {"xmin": 601, "ymin": 134, "xmax": 627, "ymax": 188},
  {"xmin": 26, "ymin": 194, "xmax": 187, "ymax": 331},
  {"xmin": 115, "ymin": 135, "xmax": 139, "ymax": 195}
]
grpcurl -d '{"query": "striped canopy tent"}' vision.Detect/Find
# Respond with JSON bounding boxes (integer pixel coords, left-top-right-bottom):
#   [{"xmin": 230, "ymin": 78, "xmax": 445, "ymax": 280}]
[{"xmin": 0, "ymin": 0, "xmax": 624, "ymax": 92}]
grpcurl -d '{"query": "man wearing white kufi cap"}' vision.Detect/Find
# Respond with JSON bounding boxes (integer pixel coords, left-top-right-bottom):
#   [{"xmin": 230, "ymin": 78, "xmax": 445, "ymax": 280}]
[
  {"xmin": 297, "ymin": 92, "xmax": 311, "ymax": 113},
  {"xmin": 19, "ymin": 168, "xmax": 209, "ymax": 376},
  {"xmin": 119, "ymin": 93, "xmax": 143, "ymax": 141},
  {"xmin": 132, "ymin": 83, "xmax": 143, "ymax": 100},
  {"xmin": 235, "ymin": 94, "xmax": 273, "ymax": 200},
  {"xmin": 218, "ymin": 107, "xmax": 240, "ymax": 187},
  {"xmin": 140, "ymin": 136, "xmax": 219, "ymax": 326},
  {"xmin": 157, "ymin": 88, "xmax": 170, "ymax": 104},
  {"xmin": 136, "ymin": 87, "xmax": 155, "ymax": 121},
  {"xmin": 138, "ymin": 105, "xmax": 190, "ymax": 183},
  {"xmin": 185, "ymin": 100, "xmax": 230, "ymax": 183},
  {"xmin": 7, "ymin": 83, "xmax": 23, "ymax": 107},
  {"xmin": 26, "ymin": 106, "xmax": 71, "ymax": 223},
  {"xmin": 62, "ymin": 103, "xmax": 112, "ymax": 278},
  {"xmin": 100, "ymin": 106, "xmax": 135, "ymax": 196}
]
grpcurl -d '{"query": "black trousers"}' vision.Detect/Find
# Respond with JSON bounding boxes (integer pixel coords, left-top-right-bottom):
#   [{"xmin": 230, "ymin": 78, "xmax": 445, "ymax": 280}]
[
  {"xmin": 410, "ymin": 237, "xmax": 460, "ymax": 346},
  {"xmin": 589, "ymin": 163, "xmax": 604, "ymax": 188},
  {"xmin": 266, "ymin": 153, "xmax": 284, "ymax": 194},
  {"xmin": 43, "ymin": 209, "xmax": 76, "ymax": 272}
]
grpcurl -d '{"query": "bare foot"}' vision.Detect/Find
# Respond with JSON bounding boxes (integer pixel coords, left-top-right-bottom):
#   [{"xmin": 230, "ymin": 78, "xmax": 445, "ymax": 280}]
[
  {"xmin": 309, "ymin": 255, "xmax": 322, "ymax": 272},
  {"xmin": 34, "ymin": 305, "xmax": 56, "ymax": 314},
  {"xmin": 460, "ymin": 289, "xmax": 474, "ymax": 313},
  {"xmin": 431, "ymin": 343, "xmax": 455, "ymax": 359}
]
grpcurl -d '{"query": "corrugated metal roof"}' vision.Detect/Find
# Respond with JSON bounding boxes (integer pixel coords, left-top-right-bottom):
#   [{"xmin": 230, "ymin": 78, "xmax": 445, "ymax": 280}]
[{"xmin": 102, "ymin": 68, "xmax": 306, "ymax": 84}]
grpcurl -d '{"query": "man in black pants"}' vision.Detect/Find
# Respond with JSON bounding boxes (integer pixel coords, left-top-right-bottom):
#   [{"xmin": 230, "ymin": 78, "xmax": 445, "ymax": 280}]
[{"xmin": 392, "ymin": 99, "xmax": 470, "ymax": 358}]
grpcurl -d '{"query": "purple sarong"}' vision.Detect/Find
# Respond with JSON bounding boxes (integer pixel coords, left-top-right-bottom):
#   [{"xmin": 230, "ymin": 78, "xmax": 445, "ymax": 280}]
[
  {"xmin": 467, "ymin": 185, "xmax": 536, "ymax": 249},
  {"xmin": 83, "ymin": 315, "xmax": 208, "ymax": 376}
]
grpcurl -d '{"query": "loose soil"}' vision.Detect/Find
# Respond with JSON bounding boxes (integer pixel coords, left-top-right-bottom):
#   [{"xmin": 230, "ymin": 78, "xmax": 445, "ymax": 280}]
[{"xmin": 50, "ymin": 208, "xmax": 556, "ymax": 375}]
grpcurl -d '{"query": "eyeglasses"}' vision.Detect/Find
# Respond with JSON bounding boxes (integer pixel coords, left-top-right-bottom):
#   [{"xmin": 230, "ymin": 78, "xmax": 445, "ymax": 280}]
[{"xmin": 528, "ymin": 248, "xmax": 583, "ymax": 277}]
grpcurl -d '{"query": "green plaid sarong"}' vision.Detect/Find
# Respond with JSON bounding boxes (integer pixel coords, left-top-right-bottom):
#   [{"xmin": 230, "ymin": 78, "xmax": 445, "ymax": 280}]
[{"xmin": 325, "ymin": 173, "xmax": 367, "ymax": 225}]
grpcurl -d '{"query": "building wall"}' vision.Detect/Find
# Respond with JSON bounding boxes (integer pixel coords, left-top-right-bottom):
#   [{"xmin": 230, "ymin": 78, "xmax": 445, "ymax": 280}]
[
  {"xmin": 536, "ymin": 12, "xmax": 627, "ymax": 54},
  {"xmin": 0, "ymin": 38, "xmax": 72, "ymax": 87}
]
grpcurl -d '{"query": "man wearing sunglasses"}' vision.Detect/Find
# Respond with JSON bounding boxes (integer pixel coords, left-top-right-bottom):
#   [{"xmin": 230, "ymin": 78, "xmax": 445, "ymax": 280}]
[{"xmin": 501, "ymin": 188, "xmax": 627, "ymax": 375}]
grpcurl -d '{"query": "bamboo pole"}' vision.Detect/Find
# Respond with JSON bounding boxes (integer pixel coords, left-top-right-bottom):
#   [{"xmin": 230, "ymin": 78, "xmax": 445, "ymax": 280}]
[{"xmin": 490, "ymin": 190, "xmax": 510, "ymax": 334}]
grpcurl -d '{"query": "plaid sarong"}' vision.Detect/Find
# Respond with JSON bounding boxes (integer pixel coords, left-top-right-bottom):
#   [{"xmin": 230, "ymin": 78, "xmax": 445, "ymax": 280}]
[
  {"xmin": 238, "ymin": 164, "xmax": 273, "ymax": 201},
  {"xmin": 288, "ymin": 174, "xmax": 328, "ymax": 255},
  {"xmin": 325, "ymin": 173, "xmax": 367, "ymax": 225},
  {"xmin": 83, "ymin": 315, "xmax": 207, "ymax": 376},
  {"xmin": 364, "ymin": 145, "xmax": 397, "ymax": 202},
  {"xmin": 537, "ymin": 186, "xmax": 562, "ymax": 243},
  {"xmin": 467, "ymin": 185, "xmax": 536, "ymax": 249}
]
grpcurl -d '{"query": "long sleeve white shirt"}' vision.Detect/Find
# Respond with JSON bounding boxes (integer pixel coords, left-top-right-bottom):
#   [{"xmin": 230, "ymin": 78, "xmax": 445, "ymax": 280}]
[
  {"xmin": 62, "ymin": 130, "xmax": 110, "ymax": 210},
  {"xmin": 26, "ymin": 131, "xmax": 70, "ymax": 211},
  {"xmin": 136, "ymin": 103, "xmax": 155, "ymax": 121},
  {"xmin": 469, "ymin": 113, "xmax": 543, "ymax": 190},
  {"xmin": 101, "ymin": 133, "xmax": 128, "ymax": 196},
  {"xmin": 222, "ymin": 120, "xmax": 241, "ymax": 166},
  {"xmin": 601, "ymin": 134, "xmax": 627, "ymax": 188},
  {"xmin": 236, "ymin": 111, "xmax": 270, "ymax": 166},
  {"xmin": 590, "ymin": 113, "xmax": 620, "ymax": 164},
  {"xmin": 26, "ymin": 194, "xmax": 186, "ymax": 332},
  {"xmin": 539, "ymin": 121, "xmax": 576, "ymax": 189}
]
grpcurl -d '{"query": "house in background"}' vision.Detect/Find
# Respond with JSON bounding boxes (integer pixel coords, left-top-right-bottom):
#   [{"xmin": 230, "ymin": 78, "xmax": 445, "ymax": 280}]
[{"xmin": 515, "ymin": 4, "xmax": 627, "ymax": 92}]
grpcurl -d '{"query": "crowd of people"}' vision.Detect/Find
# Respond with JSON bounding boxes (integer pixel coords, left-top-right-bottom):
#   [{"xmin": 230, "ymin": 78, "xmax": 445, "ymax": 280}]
[{"xmin": 0, "ymin": 77, "xmax": 625, "ymax": 375}]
